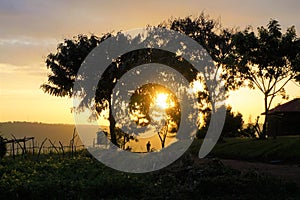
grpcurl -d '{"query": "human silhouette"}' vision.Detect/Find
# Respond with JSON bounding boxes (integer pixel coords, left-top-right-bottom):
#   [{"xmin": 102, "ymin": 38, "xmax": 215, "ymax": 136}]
[{"xmin": 146, "ymin": 141, "xmax": 151, "ymax": 152}]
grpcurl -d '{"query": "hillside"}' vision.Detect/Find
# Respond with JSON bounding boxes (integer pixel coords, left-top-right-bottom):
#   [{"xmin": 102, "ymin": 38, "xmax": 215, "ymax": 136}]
[{"xmin": 0, "ymin": 121, "xmax": 82, "ymax": 146}]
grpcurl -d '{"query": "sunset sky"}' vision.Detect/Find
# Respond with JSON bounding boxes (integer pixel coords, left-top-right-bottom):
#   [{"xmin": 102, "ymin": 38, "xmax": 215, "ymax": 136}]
[{"xmin": 0, "ymin": 0, "xmax": 299, "ymax": 124}]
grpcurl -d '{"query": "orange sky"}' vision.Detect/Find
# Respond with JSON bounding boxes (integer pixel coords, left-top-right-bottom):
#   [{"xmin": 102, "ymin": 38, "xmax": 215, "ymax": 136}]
[{"xmin": 0, "ymin": 0, "xmax": 300, "ymax": 124}]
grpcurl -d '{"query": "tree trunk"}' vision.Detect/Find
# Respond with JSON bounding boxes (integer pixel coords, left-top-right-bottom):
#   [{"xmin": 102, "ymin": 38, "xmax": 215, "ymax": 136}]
[
  {"xmin": 108, "ymin": 99, "xmax": 118, "ymax": 146},
  {"xmin": 157, "ymin": 131, "xmax": 166, "ymax": 149},
  {"xmin": 261, "ymin": 94, "xmax": 268, "ymax": 139},
  {"xmin": 122, "ymin": 135, "xmax": 126, "ymax": 150}
]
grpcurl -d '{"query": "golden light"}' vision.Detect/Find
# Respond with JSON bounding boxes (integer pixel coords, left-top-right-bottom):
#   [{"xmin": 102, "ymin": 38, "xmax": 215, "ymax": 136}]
[
  {"xmin": 155, "ymin": 93, "xmax": 174, "ymax": 109},
  {"xmin": 191, "ymin": 80, "xmax": 204, "ymax": 93}
]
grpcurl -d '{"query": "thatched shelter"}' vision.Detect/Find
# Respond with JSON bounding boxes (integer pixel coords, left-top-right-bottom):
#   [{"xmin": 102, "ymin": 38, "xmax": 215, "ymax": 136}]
[{"xmin": 264, "ymin": 98, "xmax": 300, "ymax": 137}]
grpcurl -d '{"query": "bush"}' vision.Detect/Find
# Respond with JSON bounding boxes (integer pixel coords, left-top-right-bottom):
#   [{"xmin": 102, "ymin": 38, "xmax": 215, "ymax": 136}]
[
  {"xmin": 197, "ymin": 106, "xmax": 244, "ymax": 139},
  {"xmin": 240, "ymin": 123, "xmax": 257, "ymax": 138}
]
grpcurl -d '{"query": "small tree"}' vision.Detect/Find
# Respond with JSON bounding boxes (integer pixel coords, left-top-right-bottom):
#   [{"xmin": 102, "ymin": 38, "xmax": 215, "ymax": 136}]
[
  {"xmin": 231, "ymin": 19, "xmax": 300, "ymax": 138},
  {"xmin": 222, "ymin": 106, "xmax": 244, "ymax": 137},
  {"xmin": 197, "ymin": 106, "xmax": 244, "ymax": 139},
  {"xmin": 242, "ymin": 116, "xmax": 260, "ymax": 138},
  {"xmin": 129, "ymin": 84, "xmax": 180, "ymax": 149}
]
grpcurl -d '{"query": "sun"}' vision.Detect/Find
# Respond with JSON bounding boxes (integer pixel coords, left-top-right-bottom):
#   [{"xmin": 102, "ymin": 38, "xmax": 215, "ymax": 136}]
[{"xmin": 155, "ymin": 93, "xmax": 174, "ymax": 109}]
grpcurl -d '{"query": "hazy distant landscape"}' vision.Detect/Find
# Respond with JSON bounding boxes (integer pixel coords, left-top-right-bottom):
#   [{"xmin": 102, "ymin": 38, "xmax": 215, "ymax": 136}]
[
  {"xmin": 0, "ymin": 121, "xmax": 182, "ymax": 152},
  {"xmin": 0, "ymin": 121, "xmax": 82, "ymax": 146}
]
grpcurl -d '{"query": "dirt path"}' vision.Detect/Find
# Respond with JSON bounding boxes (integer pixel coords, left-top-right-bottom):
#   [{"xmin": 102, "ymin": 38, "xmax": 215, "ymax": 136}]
[{"xmin": 219, "ymin": 159, "xmax": 300, "ymax": 186}]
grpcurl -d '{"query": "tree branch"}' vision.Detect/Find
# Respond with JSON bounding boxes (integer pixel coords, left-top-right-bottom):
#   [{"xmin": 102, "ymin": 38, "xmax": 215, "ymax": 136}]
[
  {"xmin": 260, "ymin": 75, "xmax": 267, "ymax": 92},
  {"xmin": 268, "ymin": 76, "xmax": 293, "ymax": 97},
  {"xmin": 267, "ymin": 93, "xmax": 276, "ymax": 111},
  {"xmin": 250, "ymin": 73, "xmax": 264, "ymax": 92}
]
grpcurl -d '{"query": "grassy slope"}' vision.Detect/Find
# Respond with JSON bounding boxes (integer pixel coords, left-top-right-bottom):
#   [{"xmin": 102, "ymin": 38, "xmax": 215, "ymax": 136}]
[{"xmin": 191, "ymin": 136, "xmax": 300, "ymax": 163}]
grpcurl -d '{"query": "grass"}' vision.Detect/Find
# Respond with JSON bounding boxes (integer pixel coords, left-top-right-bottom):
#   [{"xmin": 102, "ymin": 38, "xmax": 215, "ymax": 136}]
[
  {"xmin": 190, "ymin": 136, "xmax": 300, "ymax": 163},
  {"xmin": 1, "ymin": 136, "xmax": 300, "ymax": 199},
  {"xmin": 0, "ymin": 150, "xmax": 299, "ymax": 199}
]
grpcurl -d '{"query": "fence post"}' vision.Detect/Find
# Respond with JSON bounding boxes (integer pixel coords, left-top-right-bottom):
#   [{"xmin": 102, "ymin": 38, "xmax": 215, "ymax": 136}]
[
  {"xmin": 37, "ymin": 138, "xmax": 47, "ymax": 159},
  {"xmin": 32, "ymin": 138, "xmax": 35, "ymax": 156},
  {"xmin": 12, "ymin": 141, "xmax": 15, "ymax": 159}
]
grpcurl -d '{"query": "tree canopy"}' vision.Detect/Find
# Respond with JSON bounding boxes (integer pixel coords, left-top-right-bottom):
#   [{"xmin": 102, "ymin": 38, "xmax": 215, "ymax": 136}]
[
  {"xmin": 41, "ymin": 14, "xmax": 300, "ymax": 147},
  {"xmin": 41, "ymin": 13, "xmax": 232, "ymax": 148},
  {"xmin": 197, "ymin": 105, "xmax": 244, "ymax": 139},
  {"xmin": 231, "ymin": 19, "xmax": 300, "ymax": 138},
  {"xmin": 41, "ymin": 34, "xmax": 111, "ymax": 97},
  {"xmin": 129, "ymin": 83, "xmax": 180, "ymax": 148}
]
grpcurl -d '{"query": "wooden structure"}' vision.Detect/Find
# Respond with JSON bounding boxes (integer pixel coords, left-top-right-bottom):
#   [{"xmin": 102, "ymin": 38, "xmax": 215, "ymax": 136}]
[
  {"xmin": 4, "ymin": 130, "xmax": 85, "ymax": 159},
  {"xmin": 264, "ymin": 98, "xmax": 300, "ymax": 137},
  {"xmin": 5, "ymin": 136, "xmax": 35, "ymax": 158}
]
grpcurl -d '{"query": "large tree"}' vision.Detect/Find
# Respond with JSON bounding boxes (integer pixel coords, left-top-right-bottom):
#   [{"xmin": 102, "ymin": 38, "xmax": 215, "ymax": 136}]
[
  {"xmin": 41, "ymin": 13, "xmax": 234, "ymax": 147},
  {"xmin": 231, "ymin": 19, "xmax": 300, "ymax": 138},
  {"xmin": 40, "ymin": 34, "xmax": 122, "ymax": 145}
]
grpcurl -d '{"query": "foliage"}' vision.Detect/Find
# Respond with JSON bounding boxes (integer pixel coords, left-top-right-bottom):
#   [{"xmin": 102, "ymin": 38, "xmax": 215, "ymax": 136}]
[
  {"xmin": 41, "ymin": 13, "xmax": 233, "ymax": 148},
  {"xmin": 163, "ymin": 14, "xmax": 235, "ymax": 114},
  {"xmin": 98, "ymin": 127, "xmax": 137, "ymax": 150},
  {"xmin": 242, "ymin": 123, "xmax": 258, "ymax": 138},
  {"xmin": 40, "ymin": 34, "xmax": 109, "ymax": 97},
  {"xmin": 40, "ymin": 35, "xmax": 196, "ymax": 147},
  {"xmin": 197, "ymin": 106, "xmax": 244, "ymax": 139},
  {"xmin": 129, "ymin": 84, "xmax": 180, "ymax": 127},
  {"xmin": 231, "ymin": 19, "xmax": 300, "ymax": 138},
  {"xmin": 222, "ymin": 106, "xmax": 244, "ymax": 137},
  {"xmin": 39, "ymin": 34, "xmax": 123, "ymax": 145},
  {"xmin": 129, "ymin": 83, "xmax": 180, "ymax": 148},
  {"xmin": 110, "ymin": 127, "xmax": 138, "ymax": 150},
  {"xmin": 41, "ymin": 15, "xmax": 300, "ymax": 144},
  {"xmin": 0, "ymin": 151, "xmax": 298, "ymax": 199},
  {"xmin": 241, "ymin": 116, "xmax": 261, "ymax": 138}
]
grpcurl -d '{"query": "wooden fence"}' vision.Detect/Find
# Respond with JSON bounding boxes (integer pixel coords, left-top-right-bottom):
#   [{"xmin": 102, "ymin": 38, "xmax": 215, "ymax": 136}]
[{"xmin": 4, "ymin": 130, "xmax": 85, "ymax": 158}]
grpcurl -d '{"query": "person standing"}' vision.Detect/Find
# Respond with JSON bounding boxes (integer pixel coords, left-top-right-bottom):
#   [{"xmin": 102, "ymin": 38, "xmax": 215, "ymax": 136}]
[{"xmin": 146, "ymin": 141, "xmax": 151, "ymax": 152}]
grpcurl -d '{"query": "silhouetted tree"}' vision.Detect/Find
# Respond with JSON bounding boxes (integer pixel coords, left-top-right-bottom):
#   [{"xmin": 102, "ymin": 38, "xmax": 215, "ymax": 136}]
[
  {"xmin": 41, "ymin": 13, "xmax": 235, "ymax": 147},
  {"xmin": 197, "ymin": 106, "xmax": 244, "ymax": 139},
  {"xmin": 222, "ymin": 106, "xmax": 244, "ymax": 137},
  {"xmin": 129, "ymin": 84, "xmax": 180, "ymax": 148},
  {"xmin": 41, "ymin": 36, "xmax": 196, "ymax": 147},
  {"xmin": 40, "ymin": 34, "xmax": 123, "ymax": 145},
  {"xmin": 114, "ymin": 128, "xmax": 138, "ymax": 150},
  {"xmin": 129, "ymin": 84, "xmax": 180, "ymax": 126},
  {"xmin": 231, "ymin": 19, "xmax": 300, "ymax": 138},
  {"xmin": 164, "ymin": 13, "xmax": 236, "ymax": 114}
]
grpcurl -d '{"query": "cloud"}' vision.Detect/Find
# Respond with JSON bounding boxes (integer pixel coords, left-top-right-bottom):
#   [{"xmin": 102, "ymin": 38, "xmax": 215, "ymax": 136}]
[
  {"xmin": 0, "ymin": 38, "xmax": 56, "ymax": 46},
  {"xmin": 0, "ymin": 0, "xmax": 117, "ymax": 39},
  {"xmin": 1, "ymin": 0, "xmax": 299, "ymax": 79},
  {"xmin": 0, "ymin": 63, "xmax": 46, "ymax": 78},
  {"xmin": 0, "ymin": 37, "xmax": 57, "ymax": 66},
  {"xmin": 0, "ymin": 0, "xmax": 299, "ymax": 41}
]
